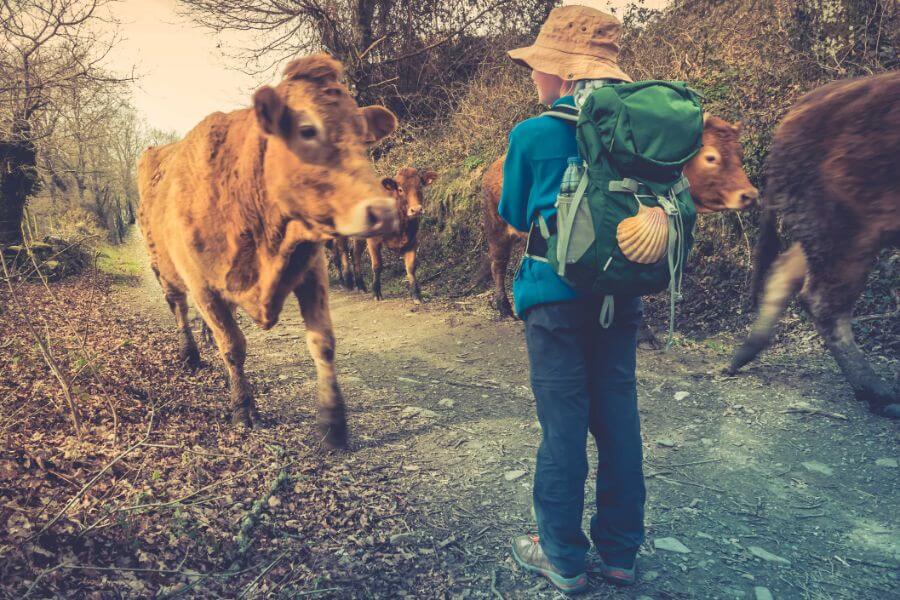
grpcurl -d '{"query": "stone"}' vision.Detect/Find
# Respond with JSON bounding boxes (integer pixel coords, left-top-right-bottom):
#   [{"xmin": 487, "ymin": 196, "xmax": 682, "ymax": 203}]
[
  {"xmin": 875, "ymin": 458, "xmax": 898, "ymax": 469},
  {"xmin": 401, "ymin": 406, "xmax": 437, "ymax": 419},
  {"xmin": 754, "ymin": 587, "xmax": 774, "ymax": 600},
  {"xmin": 748, "ymin": 546, "xmax": 791, "ymax": 566},
  {"xmin": 504, "ymin": 470, "xmax": 527, "ymax": 482},
  {"xmin": 801, "ymin": 461, "xmax": 833, "ymax": 476},
  {"xmin": 656, "ymin": 439, "xmax": 677, "ymax": 448},
  {"xmin": 674, "ymin": 391, "xmax": 690, "ymax": 401},
  {"xmin": 642, "ymin": 570, "xmax": 659, "ymax": 582},
  {"xmin": 654, "ymin": 537, "xmax": 691, "ymax": 553},
  {"xmin": 438, "ymin": 398, "xmax": 455, "ymax": 409}
]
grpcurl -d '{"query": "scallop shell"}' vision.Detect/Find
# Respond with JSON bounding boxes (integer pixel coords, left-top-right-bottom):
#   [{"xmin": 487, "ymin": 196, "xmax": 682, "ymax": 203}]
[{"xmin": 617, "ymin": 204, "xmax": 669, "ymax": 264}]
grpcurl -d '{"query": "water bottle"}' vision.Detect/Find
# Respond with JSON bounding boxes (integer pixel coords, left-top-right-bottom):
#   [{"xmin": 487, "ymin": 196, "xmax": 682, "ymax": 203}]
[
  {"xmin": 556, "ymin": 157, "xmax": 584, "ymax": 227},
  {"xmin": 559, "ymin": 157, "xmax": 583, "ymax": 196}
]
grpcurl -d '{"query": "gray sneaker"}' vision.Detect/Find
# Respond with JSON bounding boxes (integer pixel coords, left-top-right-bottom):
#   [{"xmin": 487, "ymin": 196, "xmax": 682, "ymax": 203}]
[{"xmin": 511, "ymin": 535, "xmax": 589, "ymax": 594}]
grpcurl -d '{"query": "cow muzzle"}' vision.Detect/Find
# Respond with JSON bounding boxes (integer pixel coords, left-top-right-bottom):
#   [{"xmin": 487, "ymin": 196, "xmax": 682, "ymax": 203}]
[
  {"xmin": 407, "ymin": 205, "xmax": 423, "ymax": 218},
  {"xmin": 336, "ymin": 196, "xmax": 398, "ymax": 237},
  {"xmin": 725, "ymin": 187, "xmax": 759, "ymax": 211}
]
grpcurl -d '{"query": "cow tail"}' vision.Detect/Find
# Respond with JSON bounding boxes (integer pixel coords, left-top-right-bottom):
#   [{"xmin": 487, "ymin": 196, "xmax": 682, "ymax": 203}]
[
  {"xmin": 748, "ymin": 206, "xmax": 781, "ymax": 310},
  {"xmin": 728, "ymin": 243, "xmax": 807, "ymax": 373}
]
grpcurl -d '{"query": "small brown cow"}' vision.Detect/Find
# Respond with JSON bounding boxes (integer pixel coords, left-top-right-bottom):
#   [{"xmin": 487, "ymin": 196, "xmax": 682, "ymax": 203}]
[
  {"xmin": 138, "ymin": 54, "xmax": 399, "ymax": 448},
  {"xmin": 331, "ymin": 168, "xmax": 437, "ymax": 302},
  {"xmin": 482, "ymin": 115, "xmax": 759, "ymax": 318},
  {"xmin": 726, "ymin": 71, "xmax": 899, "ymax": 418}
]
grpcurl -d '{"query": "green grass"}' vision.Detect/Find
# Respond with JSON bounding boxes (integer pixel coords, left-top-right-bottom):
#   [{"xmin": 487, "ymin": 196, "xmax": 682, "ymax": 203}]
[{"xmin": 96, "ymin": 244, "xmax": 142, "ymax": 278}]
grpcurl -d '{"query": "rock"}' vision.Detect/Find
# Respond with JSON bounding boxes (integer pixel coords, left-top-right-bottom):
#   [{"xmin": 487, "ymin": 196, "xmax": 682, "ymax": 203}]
[
  {"xmin": 875, "ymin": 458, "xmax": 898, "ymax": 469},
  {"xmin": 504, "ymin": 470, "xmax": 527, "ymax": 482},
  {"xmin": 656, "ymin": 439, "xmax": 677, "ymax": 448},
  {"xmin": 642, "ymin": 570, "xmax": 659, "ymax": 582},
  {"xmin": 654, "ymin": 537, "xmax": 691, "ymax": 553},
  {"xmin": 438, "ymin": 398, "xmax": 455, "ymax": 409},
  {"xmin": 754, "ymin": 586, "xmax": 774, "ymax": 600},
  {"xmin": 390, "ymin": 532, "xmax": 415, "ymax": 545},
  {"xmin": 401, "ymin": 406, "xmax": 437, "ymax": 419},
  {"xmin": 748, "ymin": 546, "xmax": 791, "ymax": 566},
  {"xmin": 267, "ymin": 495, "xmax": 281, "ymax": 508},
  {"xmin": 674, "ymin": 391, "xmax": 690, "ymax": 401},
  {"xmin": 700, "ymin": 437, "xmax": 713, "ymax": 446},
  {"xmin": 801, "ymin": 461, "xmax": 833, "ymax": 476}
]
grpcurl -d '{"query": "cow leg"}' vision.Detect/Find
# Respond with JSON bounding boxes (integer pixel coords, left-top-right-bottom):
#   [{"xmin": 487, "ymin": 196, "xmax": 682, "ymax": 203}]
[
  {"xmin": 727, "ymin": 243, "xmax": 807, "ymax": 374},
  {"xmin": 351, "ymin": 238, "xmax": 367, "ymax": 292},
  {"xmin": 637, "ymin": 322, "xmax": 661, "ymax": 350},
  {"xmin": 404, "ymin": 247, "xmax": 421, "ymax": 303},
  {"xmin": 368, "ymin": 240, "xmax": 384, "ymax": 301},
  {"xmin": 338, "ymin": 242, "xmax": 354, "ymax": 289},
  {"xmin": 488, "ymin": 234, "xmax": 514, "ymax": 318},
  {"xmin": 294, "ymin": 254, "xmax": 348, "ymax": 449},
  {"xmin": 802, "ymin": 265, "xmax": 899, "ymax": 417},
  {"xmin": 194, "ymin": 292, "xmax": 256, "ymax": 427},
  {"xmin": 161, "ymin": 283, "xmax": 201, "ymax": 370}
]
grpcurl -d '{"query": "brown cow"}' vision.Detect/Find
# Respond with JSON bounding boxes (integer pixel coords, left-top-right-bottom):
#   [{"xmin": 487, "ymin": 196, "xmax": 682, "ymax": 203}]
[
  {"xmin": 726, "ymin": 71, "xmax": 899, "ymax": 418},
  {"xmin": 138, "ymin": 54, "xmax": 399, "ymax": 448},
  {"xmin": 330, "ymin": 168, "xmax": 438, "ymax": 301},
  {"xmin": 482, "ymin": 115, "xmax": 759, "ymax": 318}
]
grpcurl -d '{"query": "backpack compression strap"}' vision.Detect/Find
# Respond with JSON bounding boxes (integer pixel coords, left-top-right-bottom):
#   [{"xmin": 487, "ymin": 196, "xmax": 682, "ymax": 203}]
[{"xmin": 541, "ymin": 105, "xmax": 580, "ymax": 122}]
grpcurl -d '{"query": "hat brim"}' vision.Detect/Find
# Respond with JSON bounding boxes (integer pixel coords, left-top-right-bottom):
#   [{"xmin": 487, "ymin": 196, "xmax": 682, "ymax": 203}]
[{"xmin": 508, "ymin": 44, "xmax": 632, "ymax": 83}]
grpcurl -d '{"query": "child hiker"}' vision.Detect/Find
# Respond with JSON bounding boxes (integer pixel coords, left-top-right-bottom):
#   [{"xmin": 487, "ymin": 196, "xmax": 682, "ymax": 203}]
[{"xmin": 501, "ymin": 6, "xmax": 645, "ymax": 593}]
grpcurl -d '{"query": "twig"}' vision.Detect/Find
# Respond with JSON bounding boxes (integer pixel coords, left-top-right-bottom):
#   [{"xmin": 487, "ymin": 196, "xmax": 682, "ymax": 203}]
[
  {"xmin": 490, "ymin": 568, "xmax": 504, "ymax": 600},
  {"xmin": 1, "ymin": 251, "xmax": 82, "ymax": 437},
  {"xmin": 239, "ymin": 550, "xmax": 290, "ymax": 599},
  {"xmin": 30, "ymin": 407, "xmax": 155, "ymax": 540},
  {"xmin": 782, "ymin": 406, "xmax": 848, "ymax": 421},
  {"xmin": 292, "ymin": 588, "xmax": 343, "ymax": 597}
]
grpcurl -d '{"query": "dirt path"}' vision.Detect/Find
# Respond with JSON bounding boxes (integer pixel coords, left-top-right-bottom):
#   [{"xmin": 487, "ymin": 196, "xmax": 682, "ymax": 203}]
[{"xmin": 114, "ymin": 231, "xmax": 898, "ymax": 599}]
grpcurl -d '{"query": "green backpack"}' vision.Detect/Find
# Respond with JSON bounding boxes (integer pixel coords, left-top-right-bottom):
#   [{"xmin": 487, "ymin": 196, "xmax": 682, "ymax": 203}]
[{"xmin": 530, "ymin": 81, "xmax": 703, "ymax": 340}]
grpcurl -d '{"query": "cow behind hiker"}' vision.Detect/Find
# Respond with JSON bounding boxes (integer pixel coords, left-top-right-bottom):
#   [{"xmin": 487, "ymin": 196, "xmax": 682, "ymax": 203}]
[{"xmin": 482, "ymin": 115, "xmax": 759, "ymax": 319}]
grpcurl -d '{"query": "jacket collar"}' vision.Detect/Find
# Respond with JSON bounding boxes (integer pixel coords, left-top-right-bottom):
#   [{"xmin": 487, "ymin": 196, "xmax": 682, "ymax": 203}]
[{"xmin": 552, "ymin": 95, "xmax": 576, "ymax": 108}]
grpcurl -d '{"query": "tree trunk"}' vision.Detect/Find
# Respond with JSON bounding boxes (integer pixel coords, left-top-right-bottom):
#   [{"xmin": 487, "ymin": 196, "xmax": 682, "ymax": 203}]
[{"xmin": 0, "ymin": 137, "xmax": 38, "ymax": 246}]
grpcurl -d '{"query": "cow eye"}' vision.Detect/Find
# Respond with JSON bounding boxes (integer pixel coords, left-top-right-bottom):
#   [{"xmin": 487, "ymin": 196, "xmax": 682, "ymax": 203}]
[
  {"xmin": 705, "ymin": 154, "xmax": 717, "ymax": 164},
  {"xmin": 299, "ymin": 125, "xmax": 319, "ymax": 140},
  {"xmin": 323, "ymin": 87, "xmax": 342, "ymax": 98}
]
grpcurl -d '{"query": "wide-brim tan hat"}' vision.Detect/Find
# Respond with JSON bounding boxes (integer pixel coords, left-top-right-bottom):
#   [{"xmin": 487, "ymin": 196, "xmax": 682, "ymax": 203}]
[{"xmin": 508, "ymin": 5, "xmax": 632, "ymax": 82}]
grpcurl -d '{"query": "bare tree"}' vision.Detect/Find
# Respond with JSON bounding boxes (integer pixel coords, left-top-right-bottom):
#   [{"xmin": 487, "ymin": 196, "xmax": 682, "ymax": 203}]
[
  {"xmin": 0, "ymin": 0, "xmax": 130, "ymax": 245},
  {"xmin": 178, "ymin": 0, "xmax": 558, "ymax": 118}
]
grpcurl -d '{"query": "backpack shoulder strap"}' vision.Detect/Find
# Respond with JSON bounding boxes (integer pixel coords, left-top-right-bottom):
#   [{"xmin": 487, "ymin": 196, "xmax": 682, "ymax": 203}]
[{"xmin": 541, "ymin": 105, "xmax": 580, "ymax": 122}]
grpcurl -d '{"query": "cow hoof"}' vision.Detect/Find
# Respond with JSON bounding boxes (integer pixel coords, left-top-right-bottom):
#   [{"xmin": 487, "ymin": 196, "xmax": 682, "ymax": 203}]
[
  {"xmin": 722, "ymin": 365, "xmax": 738, "ymax": 376},
  {"xmin": 318, "ymin": 422, "xmax": 348, "ymax": 450},
  {"xmin": 881, "ymin": 404, "xmax": 900, "ymax": 419},
  {"xmin": 231, "ymin": 408, "xmax": 253, "ymax": 428},
  {"xmin": 179, "ymin": 345, "xmax": 201, "ymax": 372}
]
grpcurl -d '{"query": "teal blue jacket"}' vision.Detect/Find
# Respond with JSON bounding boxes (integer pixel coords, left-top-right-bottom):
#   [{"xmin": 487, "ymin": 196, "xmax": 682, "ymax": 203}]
[{"xmin": 498, "ymin": 96, "xmax": 580, "ymax": 317}]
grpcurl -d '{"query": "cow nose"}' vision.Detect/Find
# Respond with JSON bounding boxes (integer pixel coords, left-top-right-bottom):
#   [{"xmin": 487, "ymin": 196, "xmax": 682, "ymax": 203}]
[
  {"xmin": 337, "ymin": 196, "xmax": 397, "ymax": 237},
  {"xmin": 407, "ymin": 206, "xmax": 423, "ymax": 218},
  {"xmin": 741, "ymin": 187, "xmax": 759, "ymax": 208}
]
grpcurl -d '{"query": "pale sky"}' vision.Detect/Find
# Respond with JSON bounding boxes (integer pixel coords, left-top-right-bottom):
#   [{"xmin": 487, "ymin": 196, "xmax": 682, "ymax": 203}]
[{"xmin": 108, "ymin": 0, "xmax": 669, "ymax": 136}]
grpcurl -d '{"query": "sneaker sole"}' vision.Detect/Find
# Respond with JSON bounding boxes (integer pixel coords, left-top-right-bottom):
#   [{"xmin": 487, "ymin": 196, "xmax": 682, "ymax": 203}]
[{"xmin": 511, "ymin": 541, "xmax": 588, "ymax": 594}]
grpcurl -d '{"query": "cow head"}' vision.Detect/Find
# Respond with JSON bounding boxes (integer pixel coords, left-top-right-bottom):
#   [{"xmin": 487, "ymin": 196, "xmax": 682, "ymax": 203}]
[
  {"xmin": 252, "ymin": 54, "xmax": 399, "ymax": 238},
  {"xmin": 386, "ymin": 167, "xmax": 438, "ymax": 219},
  {"xmin": 684, "ymin": 116, "xmax": 759, "ymax": 213}
]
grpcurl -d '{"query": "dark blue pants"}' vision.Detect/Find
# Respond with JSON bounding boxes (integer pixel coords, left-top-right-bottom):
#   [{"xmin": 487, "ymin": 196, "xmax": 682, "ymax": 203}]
[{"xmin": 524, "ymin": 297, "xmax": 645, "ymax": 577}]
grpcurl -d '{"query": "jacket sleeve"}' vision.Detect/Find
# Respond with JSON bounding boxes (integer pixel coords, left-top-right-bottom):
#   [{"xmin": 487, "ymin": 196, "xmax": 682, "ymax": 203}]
[{"xmin": 498, "ymin": 125, "xmax": 532, "ymax": 233}]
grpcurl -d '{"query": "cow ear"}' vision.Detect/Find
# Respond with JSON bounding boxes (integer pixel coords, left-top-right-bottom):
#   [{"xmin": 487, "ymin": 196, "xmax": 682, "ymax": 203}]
[
  {"xmin": 422, "ymin": 170, "xmax": 438, "ymax": 186},
  {"xmin": 283, "ymin": 53, "xmax": 343, "ymax": 83},
  {"xmin": 381, "ymin": 177, "xmax": 399, "ymax": 192},
  {"xmin": 361, "ymin": 106, "xmax": 397, "ymax": 144},
  {"xmin": 253, "ymin": 86, "xmax": 288, "ymax": 137}
]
